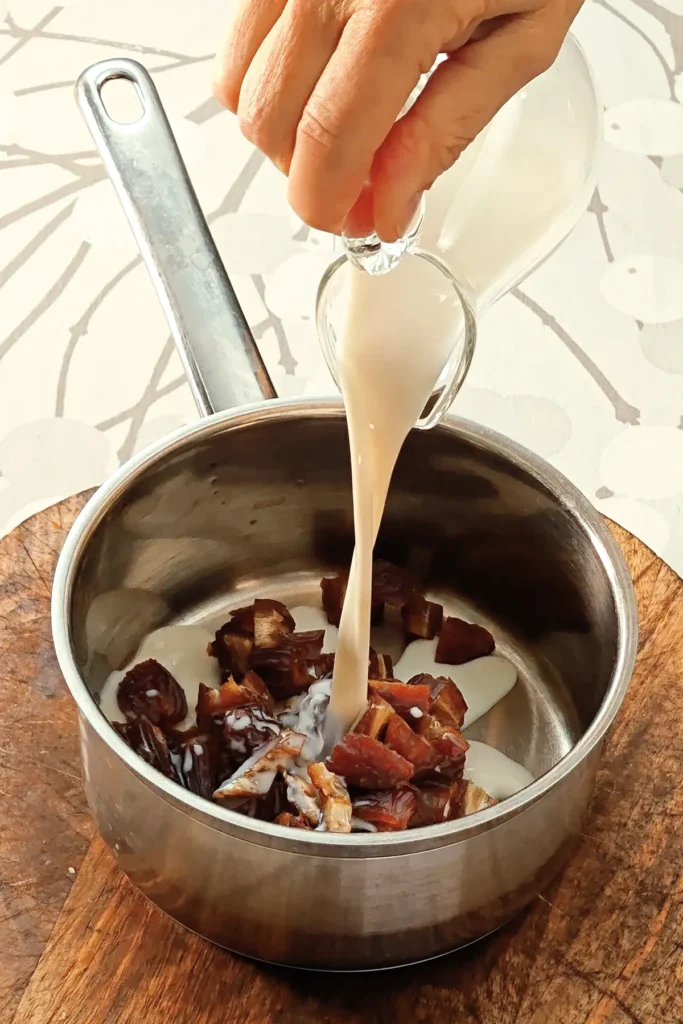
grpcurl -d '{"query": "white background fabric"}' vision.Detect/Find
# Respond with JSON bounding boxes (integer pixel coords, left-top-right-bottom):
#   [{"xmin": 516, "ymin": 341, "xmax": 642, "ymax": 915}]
[{"xmin": 2, "ymin": 0, "xmax": 683, "ymax": 574}]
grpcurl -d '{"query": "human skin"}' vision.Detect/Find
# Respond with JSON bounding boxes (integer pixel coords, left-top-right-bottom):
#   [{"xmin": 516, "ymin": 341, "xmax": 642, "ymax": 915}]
[{"xmin": 213, "ymin": 0, "xmax": 584, "ymax": 240}]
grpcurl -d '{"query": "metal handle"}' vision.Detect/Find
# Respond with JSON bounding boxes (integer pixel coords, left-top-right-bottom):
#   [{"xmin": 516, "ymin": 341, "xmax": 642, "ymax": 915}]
[{"xmin": 76, "ymin": 58, "xmax": 276, "ymax": 417}]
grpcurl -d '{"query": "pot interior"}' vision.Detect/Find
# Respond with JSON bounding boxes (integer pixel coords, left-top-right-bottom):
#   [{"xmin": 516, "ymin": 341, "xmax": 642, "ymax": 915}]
[{"xmin": 68, "ymin": 409, "xmax": 625, "ymax": 784}]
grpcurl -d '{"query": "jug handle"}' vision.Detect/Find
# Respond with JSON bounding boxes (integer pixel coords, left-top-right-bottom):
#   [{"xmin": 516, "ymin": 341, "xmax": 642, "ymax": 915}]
[{"xmin": 76, "ymin": 58, "xmax": 277, "ymax": 418}]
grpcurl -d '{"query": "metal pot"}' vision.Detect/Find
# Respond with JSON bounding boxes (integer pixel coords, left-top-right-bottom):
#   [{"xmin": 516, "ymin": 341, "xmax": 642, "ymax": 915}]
[{"xmin": 52, "ymin": 59, "xmax": 638, "ymax": 970}]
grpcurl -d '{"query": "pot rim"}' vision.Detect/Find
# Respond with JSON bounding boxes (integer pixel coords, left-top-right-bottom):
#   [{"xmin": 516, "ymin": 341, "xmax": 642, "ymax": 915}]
[{"xmin": 51, "ymin": 397, "xmax": 638, "ymax": 855}]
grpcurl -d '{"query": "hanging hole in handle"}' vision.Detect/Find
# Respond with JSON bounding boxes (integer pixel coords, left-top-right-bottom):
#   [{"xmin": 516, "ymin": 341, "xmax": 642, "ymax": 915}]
[{"xmin": 99, "ymin": 74, "xmax": 145, "ymax": 125}]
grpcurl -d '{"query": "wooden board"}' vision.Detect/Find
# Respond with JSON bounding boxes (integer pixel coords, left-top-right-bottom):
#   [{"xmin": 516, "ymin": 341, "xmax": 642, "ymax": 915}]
[{"xmin": 2, "ymin": 494, "xmax": 682, "ymax": 1024}]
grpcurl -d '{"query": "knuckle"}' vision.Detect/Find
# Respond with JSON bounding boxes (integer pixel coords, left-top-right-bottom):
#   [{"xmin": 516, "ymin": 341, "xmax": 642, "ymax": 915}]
[
  {"xmin": 296, "ymin": 99, "xmax": 341, "ymax": 155},
  {"xmin": 433, "ymin": 133, "xmax": 472, "ymax": 179},
  {"xmin": 401, "ymin": 110, "xmax": 470, "ymax": 185},
  {"xmin": 237, "ymin": 83, "xmax": 271, "ymax": 148}
]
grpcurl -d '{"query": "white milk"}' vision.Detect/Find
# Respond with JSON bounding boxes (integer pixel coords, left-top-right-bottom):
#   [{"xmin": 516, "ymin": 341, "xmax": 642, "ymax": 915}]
[
  {"xmin": 421, "ymin": 40, "xmax": 600, "ymax": 306},
  {"xmin": 464, "ymin": 740, "xmax": 534, "ymax": 799},
  {"xmin": 324, "ymin": 257, "xmax": 466, "ymax": 743}
]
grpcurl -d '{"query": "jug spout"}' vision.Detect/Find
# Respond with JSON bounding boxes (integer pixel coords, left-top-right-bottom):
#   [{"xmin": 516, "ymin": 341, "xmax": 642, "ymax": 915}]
[{"xmin": 76, "ymin": 58, "xmax": 277, "ymax": 418}]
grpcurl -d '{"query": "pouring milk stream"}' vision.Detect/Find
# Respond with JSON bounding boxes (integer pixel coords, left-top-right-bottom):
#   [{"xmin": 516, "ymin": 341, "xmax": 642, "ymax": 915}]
[
  {"xmin": 324, "ymin": 257, "xmax": 467, "ymax": 744},
  {"xmin": 320, "ymin": 66, "xmax": 598, "ymax": 745}
]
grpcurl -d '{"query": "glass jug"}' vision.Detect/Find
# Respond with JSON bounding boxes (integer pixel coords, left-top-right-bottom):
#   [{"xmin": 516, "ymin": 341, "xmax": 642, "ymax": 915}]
[{"xmin": 316, "ymin": 33, "xmax": 602, "ymax": 428}]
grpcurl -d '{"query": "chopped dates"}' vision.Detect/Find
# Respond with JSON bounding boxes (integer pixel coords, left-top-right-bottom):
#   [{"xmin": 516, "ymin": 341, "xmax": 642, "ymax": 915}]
[
  {"xmin": 369, "ymin": 679, "xmax": 432, "ymax": 717},
  {"xmin": 435, "ymin": 616, "xmax": 495, "ymax": 665},
  {"xmin": 321, "ymin": 572, "xmax": 384, "ymax": 627},
  {"xmin": 284, "ymin": 770, "xmax": 322, "ymax": 827},
  {"xmin": 171, "ymin": 730, "xmax": 219, "ymax": 800},
  {"xmin": 253, "ymin": 598, "xmax": 295, "ymax": 648},
  {"xmin": 352, "ymin": 787, "xmax": 417, "ymax": 831},
  {"xmin": 223, "ymin": 707, "xmax": 281, "ymax": 759},
  {"xmin": 251, "ymin": 646, "xmax": 312, "ymax": 699},
  {"xmin": 308, "ymin": 762, "xmax": 352, "ymax": 833},
  {"xmin": 461, "ymin": 781, "xmax": 498, "ymax": 815},
  {"xmin": 114, "ymin": 719, "xmax": 177, "ymax": 779},
  {"xmin": 276, "ymin": 811, "xmax": 313, "ymax": 830},
  {"xmin": 320, "ymin": 573, "xmax": 347, "ymax": 627},
  {"xmin": 371, "ymin": 559, "xmax": 417, "ymax": 607},
  {"xmin": 353, "ymin": 694, "xmax": 395, "ymax": 740},
  {"xmin": 117, "ymin": 659, "xmax": 187, "ymax": 727},
  {"xmin": 401, "ymin": 593, "xmax": 443, "ymax": 640},
  {"xmin": 326, "ymin": 734, "xmax": 414, "ymax": 789},
  {"xmin": 115, "ymin": 562, "xmax": 502, "ymax": 834},
  {"xmin": 368, "ymin": 649, "xmax": 394, "ymax": 680},
  {"xmin": 384, "ymin": 715, "xmax": 440, "ymax": 774},
  {"xmin": 410, "ymin": 781, "xmax": 464, "ymax": 827}
]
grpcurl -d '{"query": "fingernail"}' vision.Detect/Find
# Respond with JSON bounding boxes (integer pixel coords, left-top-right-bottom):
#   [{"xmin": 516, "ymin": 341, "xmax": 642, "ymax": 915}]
[
  {"xmin": 343, "ymin": 184, "xmax": 375, "ymax": 239},
  {"xmin": 395, "ymin": 191, "xmax": 423, "ymax": 240}
]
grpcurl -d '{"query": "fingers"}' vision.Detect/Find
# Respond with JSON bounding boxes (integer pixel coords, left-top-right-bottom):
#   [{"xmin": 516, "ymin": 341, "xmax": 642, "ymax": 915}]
[
  {"xmin": 212, "ymin": 0, "xmax": 287, "ymax": 113},
  {"xmin": 287, "ymin": 8, "xmax": 447, "ymax": 233},
  {"xmin": 237, "ymin": 1, "xmax": 343, "ymax": 175},
  {"xmin": 370, "ymin": 13, "xmax": 567, "ymax": 241}
]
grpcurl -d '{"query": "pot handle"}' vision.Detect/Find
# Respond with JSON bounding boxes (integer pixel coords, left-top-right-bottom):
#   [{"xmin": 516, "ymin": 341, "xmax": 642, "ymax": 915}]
[{"xmin": 76, "ymin": 58, "xmax": 277, "ymax": 417}]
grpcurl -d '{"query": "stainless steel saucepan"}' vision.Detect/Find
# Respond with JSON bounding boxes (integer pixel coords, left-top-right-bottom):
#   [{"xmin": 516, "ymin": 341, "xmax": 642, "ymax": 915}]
[{"xmin": 51, "ymin": 58, "xmax": 638, "ymax": 970}]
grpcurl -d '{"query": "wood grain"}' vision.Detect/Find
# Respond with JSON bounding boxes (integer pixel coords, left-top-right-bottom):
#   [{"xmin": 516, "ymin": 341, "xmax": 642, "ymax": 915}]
[
  {"xmin": 0, "ymin": 493, "xmax": 95, "ymax": 1023},
  {"xmin": 3, "ymin": 497, "xmax": 683, "ymax": 1024}
]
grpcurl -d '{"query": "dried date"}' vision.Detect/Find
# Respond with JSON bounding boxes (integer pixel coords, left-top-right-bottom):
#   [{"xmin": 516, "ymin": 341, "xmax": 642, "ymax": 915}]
[
  {"xmin": 114, "ymin": 719, "xmax": 177, "ymax": 780},
  {"xmin": 368, "ymin": 679, "xmax": 432, "ymax": 718},
  {"xmin": 372, "ymin": 559, "xmax": 417, "ymax": 607},
  {"xmin": 353, "ymin": 695, "xmax": 395, "ymax": 740},
  {"xmin": 401, "ymin": 593, "xmax": 443, "ymax": 640},
  {"xmin": 321, "ymin": 574, "xmax": 347, "ymax": 627},
  {"xmin": 435, "ymin": 617, "xmax": 495, "ymax": 665},
  {"xmin": 284, "ymin": 770, "xmax": 322, "ymax": 827},
  {"xmin": 408, "ymin": 673, "xmax": 467, "ymax": 730},
  {"xmin": 368, "ymin": 650, "xmax": 394, "ymax": 680},
  {"xmin": 429, "ymin": 676, "xmax": 467, "ymax": 729},
  {"xmin": 384, "ymin": 714, "xmax": 439, "ymax": 773},
  {"xmin": 172, "ymin": 731, "xmax": 219, "ymax": 800},
  {"xmin": 326, "ymin": 734, "xmax": 414, "ymax": 789},
  {"xmin": 461, "ymin": 781, "xmax": 497, "ymax": 815},
  {"xmin": 309, "ymin": 652, "xmax": 335, "ymax": 679},
  {"xmin": 253, "ymin": 598, "xmax": 295, "ymax": 649},
  {"xmin": 213, "ymin": 729, "xmax": 306, "ymax": 801},
  {"xmin": 417, "ymin": 717, "xmax": 469, "ymax": 778},
  {"xmin": 352, "ymin": 786, "xmax": 417, "ymax": 832},
  {"xmin": 223, "ymin": 706, "xmax": 281, "ymax": 760},
  {"xmin": 308, "ymin": 762, "xmax": 352, "ymax": 833},
  {"xmin": 276, "ymin": 812, "xmax": 313, "ymax": 830},
  {"xmin": 196, "ymin": 670, "xmax": 273, "ymax": 721},
  {"xmin": 409, "ymin": 781, "xmax": 464, "ymax": 827},
  {"xmin": 209, "ymin": 622, "xmax": 253, "ymax": 680},
  {"xmin": 321, "ymin": 573, "xmax": 384, "ymax": 627},
  {"xmin": 251, "ymin": 645, "xmax": 312, "ymax": 699},
  {"xmin": 286, "ymin": 629, "xmax": 325, "ymax": 660},
  {"xmin": 117, "ymin": 659, "xmax": 187, "ymax": 727}
]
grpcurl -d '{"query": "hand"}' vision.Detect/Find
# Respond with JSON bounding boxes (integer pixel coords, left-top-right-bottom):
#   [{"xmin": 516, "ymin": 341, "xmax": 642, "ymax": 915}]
[{"xmin": 213, "ymin": 0, "xmax": 583, "ymax": 241}]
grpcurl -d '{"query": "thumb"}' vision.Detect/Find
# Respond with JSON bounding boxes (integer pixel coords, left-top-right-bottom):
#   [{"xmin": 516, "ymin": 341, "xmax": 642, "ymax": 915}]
[{"xmin": 370, "ymin": 15, "xmax": 563, "ymax": 242}]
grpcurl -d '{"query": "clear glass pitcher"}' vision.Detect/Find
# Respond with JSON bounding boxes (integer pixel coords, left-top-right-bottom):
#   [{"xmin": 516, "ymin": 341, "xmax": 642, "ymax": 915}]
[{"xmin": 316, "ymin": 33, "xmax": 602, "ymax": 428}]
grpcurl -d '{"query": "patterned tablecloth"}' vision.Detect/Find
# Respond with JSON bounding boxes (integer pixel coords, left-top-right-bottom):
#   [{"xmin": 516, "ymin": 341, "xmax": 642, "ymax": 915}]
[{"xmin": 2, "ymin": 0, "xmax": 683, "ymax": 575}]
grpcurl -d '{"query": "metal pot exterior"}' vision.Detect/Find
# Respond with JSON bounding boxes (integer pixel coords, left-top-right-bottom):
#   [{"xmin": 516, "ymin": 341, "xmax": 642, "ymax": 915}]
[
  {"xmin": 80, "ymin": 711, "xmax": 600, "ymax": 969},
  {"xmin": 54, "ymin": 405, "xmax": 637, "ymax": 970}
]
